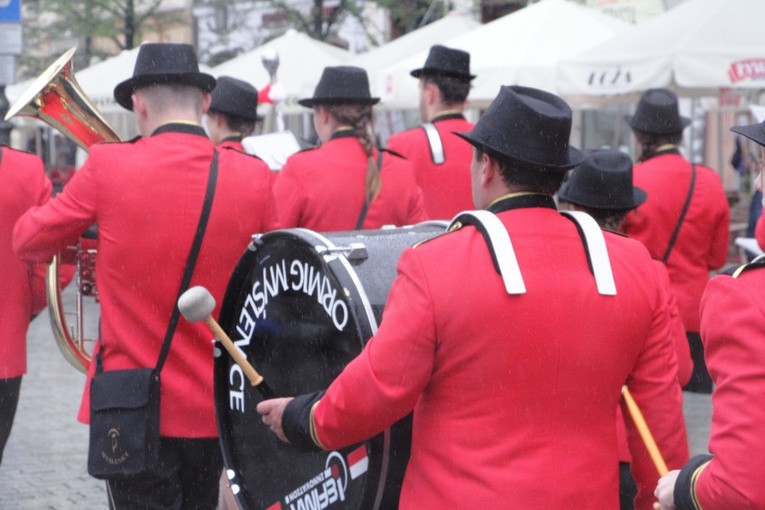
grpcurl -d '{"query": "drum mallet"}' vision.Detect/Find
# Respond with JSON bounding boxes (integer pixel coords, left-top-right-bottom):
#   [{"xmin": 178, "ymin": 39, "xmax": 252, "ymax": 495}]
[
  {"xmin": 178, "ymin": 286, "xmax": 275, "ymax": 399},
  {"xmin": 622, "ymin": 386, "xmax": 668, "ymax": 510}
]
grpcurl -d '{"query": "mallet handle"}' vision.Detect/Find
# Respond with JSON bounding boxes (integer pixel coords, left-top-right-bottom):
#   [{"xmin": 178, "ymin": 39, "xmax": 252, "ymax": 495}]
[
  {"xmin": 622, "ymin": 386, "xmax": 669, "ymax": 476},
  {"xmin": 205, "ymin": 315, "xmax": 264, "ymax": 386}
]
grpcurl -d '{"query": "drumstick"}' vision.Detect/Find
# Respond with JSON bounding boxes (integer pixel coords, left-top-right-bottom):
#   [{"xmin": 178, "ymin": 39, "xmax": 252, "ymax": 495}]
[
  {"xmin": 621, "ymin": 386, "xmax": 667, "ymax": 510},
  {"xmin": 178, "ymin": 286, "xmax": 275, "ymax": 399}
]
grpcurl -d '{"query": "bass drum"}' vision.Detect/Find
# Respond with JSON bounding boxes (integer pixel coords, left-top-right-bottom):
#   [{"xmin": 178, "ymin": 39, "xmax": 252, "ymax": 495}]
[{"xmin": 216, "ymin": 222, "xmax": 447, "ymax": 510}]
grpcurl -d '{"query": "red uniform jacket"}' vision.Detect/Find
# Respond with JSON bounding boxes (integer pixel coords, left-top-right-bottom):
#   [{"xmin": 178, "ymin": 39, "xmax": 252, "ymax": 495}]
[
  {"xmin": 273, "ymin": 132, "xmax": 427, "ymax": 231},
  {"xmin": 306, "ymin": 198, "xmax": 689, "ymax": 509},
  {"xmin": 673, "ymin": 264, "xmax": 765, "ymax": 509},
  {"xmin": 386, "ymin": 113, "xmax": 474, "ymax": 220},
  {"xmin": 617, "ymin": 258, "xmax": 692, "ymax": 508},
  {"xmin": 0, "ymin": 147, "xmax": 51, "ymax": 379},
  {"xmin": 13, "ymin": 125, "xmax": 279, "ymax": 437},
  {"xmin": 216, "ymin": 136, "xmax": 244, "ymax": 152},
  {"xmin": 623, "ymin": 151, "xmax": 730, "ymax": 332}
]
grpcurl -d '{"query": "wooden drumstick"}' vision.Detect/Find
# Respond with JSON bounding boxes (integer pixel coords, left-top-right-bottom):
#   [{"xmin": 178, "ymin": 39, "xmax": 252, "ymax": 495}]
[
  {"xmin": 178, "ymin": 286, "xmax": 275, "ymax": 399},
  {"xmin": 621, "ymin": 386, "xmax": 667, "ymax": 510}
]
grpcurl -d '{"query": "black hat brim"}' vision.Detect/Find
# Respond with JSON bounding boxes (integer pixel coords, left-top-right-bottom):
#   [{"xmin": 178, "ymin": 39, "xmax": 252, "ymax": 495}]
[
  {"xmin": 558, "ymin": 184, "xmax": 647, "ymax": 211},
  {"xmin": 114, "ymin": 72, "xmax": 217, "ymax": 111},
  {"xmin": 454, "ymin": 131, "xmax": 585, "ymax": 171},
  {"xmin": 410, "ymin": 67, "xmax": 476, "ymax": 80},
  {"xmin": 209, "ymin": 106, "xmax": 263, "ymax": 122},
  {"xmin": 297, "ymin": 96, "xmax": 380, "ymax": 108},
  {"xmin": 624, "ymin": 114, "xmax": 691, "ymax": 134},
  {"xmin": 731, "ymin": 123, "xmax": 765, "ymax": 147}
]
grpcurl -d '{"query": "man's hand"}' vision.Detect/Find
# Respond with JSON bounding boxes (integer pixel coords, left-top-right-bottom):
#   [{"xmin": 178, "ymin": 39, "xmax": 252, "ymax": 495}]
[
  {"xmin": 256, "ymin": 397, "xmax": 294, "ymax": 443},
  {"xmin": 655, "ymin": 469, "xmax": 680, "ymax": 510}
]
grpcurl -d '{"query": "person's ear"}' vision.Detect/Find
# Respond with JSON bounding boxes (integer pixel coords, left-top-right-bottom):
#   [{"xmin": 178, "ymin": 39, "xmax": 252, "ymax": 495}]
[
  {"xmin": 480, "ymin": 152, "xmax": 498, "ymax": 186},
  {"xmin": 201, "ymin": 92, "xmax": 212, "ymax": 115},
  {"xmin": 132, "ymin": 92, "xmax": 147, "ymax": 119},
  {"xmin": 425, "ymin": 81, "xmax": 438, "ymax": 106}
]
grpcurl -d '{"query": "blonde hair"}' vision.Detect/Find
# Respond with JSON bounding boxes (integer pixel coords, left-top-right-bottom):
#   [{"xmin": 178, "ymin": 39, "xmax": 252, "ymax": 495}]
[{"xmin": 326, "ymin": 103, "xmax": 381, "ymax": 204}]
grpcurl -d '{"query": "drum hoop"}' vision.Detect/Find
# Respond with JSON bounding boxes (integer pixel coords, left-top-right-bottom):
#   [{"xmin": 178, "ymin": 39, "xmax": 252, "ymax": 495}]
[{"xmin": 218, "ymin": 227, "xmax": 398, "ymax": 509}]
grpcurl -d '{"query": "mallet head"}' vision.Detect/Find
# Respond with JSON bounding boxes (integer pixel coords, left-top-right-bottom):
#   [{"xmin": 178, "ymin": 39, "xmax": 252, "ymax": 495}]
[{"xmin": 178, "ymin": 286, "xmax": 216, "ymax": 323}]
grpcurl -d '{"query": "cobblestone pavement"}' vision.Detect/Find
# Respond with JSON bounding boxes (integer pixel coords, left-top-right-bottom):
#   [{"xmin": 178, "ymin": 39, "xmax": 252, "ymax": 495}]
[{"xmin": 0, "ymin": 287, "xmax": 714, "ymax": 509}]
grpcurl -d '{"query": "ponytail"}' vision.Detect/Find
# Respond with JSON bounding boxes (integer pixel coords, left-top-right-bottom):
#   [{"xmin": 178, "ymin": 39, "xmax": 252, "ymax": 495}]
[{"xmin": 326, "ymin": 104, "xmax": 381, "ymax": 204}]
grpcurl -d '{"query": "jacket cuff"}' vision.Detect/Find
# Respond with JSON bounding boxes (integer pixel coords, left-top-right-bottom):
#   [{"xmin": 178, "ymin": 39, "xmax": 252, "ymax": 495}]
[
  {"xmin": 674, "ymin": 454, "xmax": 713, "ymax": 510},
  {"xmin": 283, "ymin": 391, "xmax": 326, "ymax": 452}
]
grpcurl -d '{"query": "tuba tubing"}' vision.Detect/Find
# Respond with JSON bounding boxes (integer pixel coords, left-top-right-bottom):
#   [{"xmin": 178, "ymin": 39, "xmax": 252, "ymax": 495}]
[{"xmin": 7, "ymin": 47, "xmax": 121, "ymax": 372}]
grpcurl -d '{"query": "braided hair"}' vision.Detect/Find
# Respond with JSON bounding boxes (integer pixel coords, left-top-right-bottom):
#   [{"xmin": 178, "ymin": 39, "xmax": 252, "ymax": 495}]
[{"xmin": 326, "ymin": 103, "xmax": 381, "ymax": 204}]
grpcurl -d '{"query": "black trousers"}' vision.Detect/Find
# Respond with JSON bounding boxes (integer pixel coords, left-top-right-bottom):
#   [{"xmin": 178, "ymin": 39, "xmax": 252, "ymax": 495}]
[
  {"xmin": 683, "ymin": 331, "xmax": 713, "ymax": 394},
  {"xmin": 0, "ymin": 376, "xmax": 22, "ymax": 466},
  {"xmin": 106, "ymin": 436, "xmax": 222, "ymax": 510},
  {"xmin": 619, "ymin": 461, "xmax": 637, "ymax": 510}
]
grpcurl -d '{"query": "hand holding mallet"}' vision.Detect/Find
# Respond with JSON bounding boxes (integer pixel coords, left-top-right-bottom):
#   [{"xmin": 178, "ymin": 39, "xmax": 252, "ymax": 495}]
[{"xmin": 178, "ymin": 286, "xmax": 275, "ymax": 399}]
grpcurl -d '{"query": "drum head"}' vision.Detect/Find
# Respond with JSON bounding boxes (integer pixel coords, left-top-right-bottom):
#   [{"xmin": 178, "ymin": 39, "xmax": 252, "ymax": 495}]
[{"xmin": 215, "ymin": 225, "xmax": 445, "ymax": 509}]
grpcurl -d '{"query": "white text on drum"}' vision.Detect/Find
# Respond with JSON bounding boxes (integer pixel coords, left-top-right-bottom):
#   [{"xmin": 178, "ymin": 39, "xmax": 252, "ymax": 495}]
[
  {"xmin": 284, "ymin": 467, "xmax": 346, "ymax": 509},
  {"xmin": 235, "ymin": 259, "xmax": 348, "ymax": 348}
]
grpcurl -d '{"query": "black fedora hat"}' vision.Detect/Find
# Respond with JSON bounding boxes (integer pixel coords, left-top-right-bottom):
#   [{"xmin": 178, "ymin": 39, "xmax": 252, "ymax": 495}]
[
  {"xmin": 625, "ymin": 88, "xmax": 691, "ymax": 134},
  {"xmin": 731, "ymin": 119, "xmax": 765, "ymax": 147},
  {"xmin": 455, "ymin": 85, "xmax": 583, "ymax": 171},
  {"xmin": 209, "ymin": 76, "xmax": 262, "ymax": 121},
  {"xmin": 114, "ymin": 43, "xmax": 216, "ymax": 111},
  {"xmin": 410, "ymin": 44, "xmax": 475, "ymax": 81},
  {"xmin": 558, "ymin": 149, "xmax": 647, "ymax": 211},
  {"xmin": 298, "ymin": 66, "xmax": 379, "ymax": 107}
]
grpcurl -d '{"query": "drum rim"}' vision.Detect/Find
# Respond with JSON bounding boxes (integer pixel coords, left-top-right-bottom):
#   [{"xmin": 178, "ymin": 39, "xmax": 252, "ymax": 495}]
[{"xmin": 215, "ymin": 228, "xmax": 394, "ymax": 510}]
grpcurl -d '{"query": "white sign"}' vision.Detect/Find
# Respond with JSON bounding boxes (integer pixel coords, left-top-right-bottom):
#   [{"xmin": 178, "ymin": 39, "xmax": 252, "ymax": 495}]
[
  {"xmin": 0, "ymin": 23, "xmax": 22, "ymax": 55},
  {"xmin": 0, "ymin": 54, "xmax": 13, "ymax": 85},
  {"xmin": 584, "ymin": 0, "xmax": 665, "ymax": 24}
]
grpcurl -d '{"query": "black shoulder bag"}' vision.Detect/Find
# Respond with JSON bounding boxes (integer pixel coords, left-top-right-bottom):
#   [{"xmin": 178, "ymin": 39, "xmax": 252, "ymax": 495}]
[
  {"xmin": 88, "ymin": 151, "xmax": 219, "ymax": 479},
  {"xmin": 662, "ymin": 163, "xmax": 696, "ymax": 264}
]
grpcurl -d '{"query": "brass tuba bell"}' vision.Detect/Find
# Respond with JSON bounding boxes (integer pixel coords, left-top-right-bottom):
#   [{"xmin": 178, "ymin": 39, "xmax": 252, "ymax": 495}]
[{"xmin": 6, "ymin": 47, "xmax": 121, "ymax": 372}]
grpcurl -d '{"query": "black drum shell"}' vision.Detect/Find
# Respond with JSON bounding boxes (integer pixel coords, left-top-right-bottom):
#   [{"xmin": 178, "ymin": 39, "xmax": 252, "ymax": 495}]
[{"xmin": 215, "ymin": 223, "xmax": 446, "ymax": 510}]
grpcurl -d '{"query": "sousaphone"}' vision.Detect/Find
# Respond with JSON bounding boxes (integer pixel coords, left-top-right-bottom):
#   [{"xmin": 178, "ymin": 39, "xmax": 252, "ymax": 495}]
[{"xmin": 6, "ymin": 47, "xmax": 121, "ymax": 372}]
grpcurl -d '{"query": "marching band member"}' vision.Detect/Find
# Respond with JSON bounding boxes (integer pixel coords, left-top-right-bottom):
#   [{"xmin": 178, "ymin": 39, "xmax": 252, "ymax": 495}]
[
  {"xmin": 385, "ymin": 45, "xmax": 475, "ymax": 220},
  {"xmin": 273, "ymin": 66, "xmax": 427, "ymax": 231},
  {"xmin": 622, "ymin": 88, "xmax": 730, "ymax": 394},
  {"xmin": 206, "ymin": 75, "xmax": 262, "ymax": 151},
  {"xmin": 258, "ymin": 85, "xmax": 688, "ymax": 509},
  {"xmin": 655, "ymin": 118, "xmax": 765, "ymax": 510},
  {"xmin": 13, "ymin": 43, "xmax": 278, "ymax": 509},
  {"xmin": 558, "ymin": 149, "xmax": 692, "ymax": 510},
  {"xmin": 0, "ymin": 147, "xmax": 52, "ymax": 466}
]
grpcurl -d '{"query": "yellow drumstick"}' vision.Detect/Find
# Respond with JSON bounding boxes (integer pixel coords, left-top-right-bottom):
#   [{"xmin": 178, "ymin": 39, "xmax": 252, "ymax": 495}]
[{"xmin": 621, "ymin": 386, "xmax": 667, "ymax": 510}]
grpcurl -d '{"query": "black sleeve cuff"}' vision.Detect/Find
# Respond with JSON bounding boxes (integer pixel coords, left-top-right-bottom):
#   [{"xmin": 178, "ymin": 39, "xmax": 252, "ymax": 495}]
[
  {"xmin": 674, "ymin": 454, "xmax": 714, "ymax": 510},
  {"xmin": 283, "ymin": 391, "xmax": 326, "ymax": 452}
]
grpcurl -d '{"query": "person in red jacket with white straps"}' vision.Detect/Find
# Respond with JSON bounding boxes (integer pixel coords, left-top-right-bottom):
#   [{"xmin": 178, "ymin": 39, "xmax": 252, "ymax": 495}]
[
  {"xmin": 13, "ymin": 43, "xmax": 279, "ymax": 509},
  {"xmin": 622, "ymin": 88, "xmax": 730, "ymax": 394},
  {"xmin": 385, "ymin": 45, "xmax": 475, "ymax": 220},
  {"xmin": 258, "ymin": 85, "xmax": 688, "ymax": 509},
  {"xmin": 655, "ymin": 116, "xmax": 765, "ymax": 510},
  {"xmin": 558, "ymin": 148, "xmax": 692, "ymax": 510},
  {"xmin": 273, "ymin": 66, "xmax": 427, "ymax": 231}
]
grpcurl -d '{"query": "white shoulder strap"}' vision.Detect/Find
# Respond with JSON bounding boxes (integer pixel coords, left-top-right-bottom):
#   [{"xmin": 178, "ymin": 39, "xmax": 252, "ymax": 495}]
[
  {"xmin": 421, "ymin": 123, "xmax": 445, "ymax": 165},
  {"xmin": 560, "ymin": 211, "xmax": 617, "ymax": 296},
  {"xmin": 448, "ymin": 210, "xmax": 526, "ymax": 295}
]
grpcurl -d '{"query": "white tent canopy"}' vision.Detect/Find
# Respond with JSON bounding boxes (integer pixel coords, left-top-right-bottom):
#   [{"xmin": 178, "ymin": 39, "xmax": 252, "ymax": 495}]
[
  {"xmin": 349, "ymin": 12, "xmax": 480, "ymax": 102},
  {"xmin": 211, "ymin": 29, "xmax": 353, "ymax": 113},
  {"xmin": 557, "ymin": 0, "xmax": 765, "ymax": 98},
  {"xmin": 378, "ymin": 0, "xmax": 633, "ymax": 109}
]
